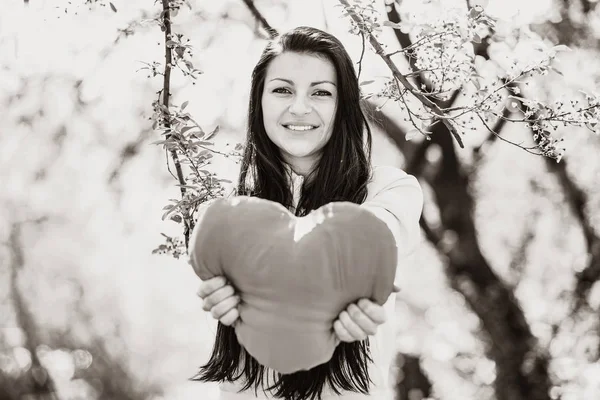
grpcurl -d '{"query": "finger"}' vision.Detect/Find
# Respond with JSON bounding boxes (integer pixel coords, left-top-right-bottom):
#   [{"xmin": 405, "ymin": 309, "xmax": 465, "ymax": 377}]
[
  {"xmin": 333, "ymin": 319, "xmax": 355, "ymax": 343},
  {"xmin": 357, "ymin": 298, "xmax": 387, "ymax": 324},
  {"xmin": 201, "ymin": 285, "xmax": 236, "ymax": 312},
  {"xmin": 347, "ymin": 303, "xmax": 378, "ymax": 336},
  {"xmin": 197, "ymin": 276, "xmax": 227, "ymax": 299},
  {"xmin": 392, "ymin": 284, "xmax": 401, "ymax": 293},
  {"xmin": 210, "ymin": 295, "xmax": 240, "ymax": 320},
  {"xmin": 338, "ymin": 310, "xmax": 368, "ymax": 341},
  {"xmin": 219, "ymin": 308, "xmax": 240, "ymax": 327}
]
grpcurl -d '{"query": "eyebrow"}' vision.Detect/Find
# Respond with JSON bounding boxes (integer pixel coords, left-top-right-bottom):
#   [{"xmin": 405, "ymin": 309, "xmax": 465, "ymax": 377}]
[{"xmin": 269, "ymin": 78, "xmax": 337, "ymax": 87}]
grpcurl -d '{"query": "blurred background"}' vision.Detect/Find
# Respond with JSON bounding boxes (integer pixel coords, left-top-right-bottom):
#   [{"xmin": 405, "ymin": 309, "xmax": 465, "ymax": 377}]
[{"xmin": 0, "ymin": 0, "xmax": 599, "ymax": 399}]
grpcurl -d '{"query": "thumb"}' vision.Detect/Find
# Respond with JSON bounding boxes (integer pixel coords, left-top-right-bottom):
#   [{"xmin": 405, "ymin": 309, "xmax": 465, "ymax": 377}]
[{"xmin": 392, "ymin": 284, "xmax": 401, "ymax": 293}]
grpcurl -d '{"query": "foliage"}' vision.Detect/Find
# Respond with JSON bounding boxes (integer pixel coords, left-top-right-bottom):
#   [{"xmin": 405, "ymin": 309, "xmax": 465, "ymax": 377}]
[
  {"xmin": 340, "ymin": 0, "xmax": 599, "ymax": 161},
  {"xmin": 147, "ymin": 0, "xmax": 243, "ymax": 257},
  {"xmin": 151, "ymin": 0, "xmax": 600, "ymax": 259}
]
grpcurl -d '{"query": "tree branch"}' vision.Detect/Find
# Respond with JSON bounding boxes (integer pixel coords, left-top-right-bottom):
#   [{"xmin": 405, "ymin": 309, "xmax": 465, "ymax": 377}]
[
  {"xmin": 549, "ymin": 159, "xmax": 600, "ymax": 312},
  {"xmin": 240, "ymin": 0, "xmax": 278, "ymax": 39},
  {"xmin": 394, "ymin": 353, "xmax": 434, "ymax": 400},
  {"xmin": 6, "ymin": 220, "xmax": 60, "ymax": 400},
  {"xmin": 49, "ymin": 282, "xmax": 159, "ymax": 400},
  {"xmin": 463, "ymin": 2, "xmax": 600, "ymax": 306},
  {"xmin": 414, "ymin": 132, "xmax": 552, "ymax": 400},
  {"xmin": 338, "ymin": 0, "xmax": 464, "ymax": 148},
  {"xmin": 3, "ymin": 217, "xmax": 156, "ymax": 400},
  {"xmin": 160, "ymin": 0, "xmax": 193, "ymax": 248},
  {"xmin": 493, "ymin": 87, "xmax": 600, "ymax": 312},
  {"xmin": 384, "ymin": 4, "xmax": 552, "ymax": 399},
  {"xmin": 108, "ymin": 127, "xmax": 153, "ymax": 184}
]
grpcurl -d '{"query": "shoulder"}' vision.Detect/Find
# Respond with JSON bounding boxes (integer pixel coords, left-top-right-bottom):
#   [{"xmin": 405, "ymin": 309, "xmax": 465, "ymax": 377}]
[
  {"xmin": 371, "ymin": 165, "xmax": 410, "ymax": 181},
  {"xmin": 362, "ymin": 165, "xmax": 423, "ymax": 256},
  {"xmin": 367, "ymin": 165, "xmax": 421, "ymax": 199}
]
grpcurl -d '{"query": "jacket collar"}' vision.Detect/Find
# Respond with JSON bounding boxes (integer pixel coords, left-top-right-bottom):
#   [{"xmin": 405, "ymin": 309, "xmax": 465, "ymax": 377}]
[{"xmin": 283, "ymin": 164, "xmax": 305, "ymax": 213}]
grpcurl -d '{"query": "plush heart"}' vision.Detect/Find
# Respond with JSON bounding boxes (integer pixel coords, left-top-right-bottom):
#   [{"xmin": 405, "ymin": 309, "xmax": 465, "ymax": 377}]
[{"xmin": 189, "ymin": 196, "xmax": 398, "ymax": 374}]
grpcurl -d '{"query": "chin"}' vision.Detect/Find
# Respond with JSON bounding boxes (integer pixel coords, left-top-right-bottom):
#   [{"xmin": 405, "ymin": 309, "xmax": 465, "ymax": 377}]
[{"xmin": 287, "ymin": 151, "xmax": 319, "ymax": 160}]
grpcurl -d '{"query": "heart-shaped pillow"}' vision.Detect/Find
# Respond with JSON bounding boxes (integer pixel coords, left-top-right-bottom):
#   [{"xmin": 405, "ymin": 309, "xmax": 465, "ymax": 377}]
[{"xmin": 189, "ymin": 196, "xmax": 398, "ymax": 374}]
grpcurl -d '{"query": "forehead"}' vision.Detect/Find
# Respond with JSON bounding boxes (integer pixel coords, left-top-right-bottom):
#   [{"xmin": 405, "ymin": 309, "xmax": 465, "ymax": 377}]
[{"xmin": 265, "ymin": 52, "xmax": 337, "ymax": 84}]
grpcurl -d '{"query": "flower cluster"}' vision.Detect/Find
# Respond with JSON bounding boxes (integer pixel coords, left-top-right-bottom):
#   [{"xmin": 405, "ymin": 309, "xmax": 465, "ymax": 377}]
[
  {"xmin": 341, "ymin": 0, "xmax": 600, "ymax": 162},
  {"xmin": 165, "ymin": 33, "xmax": 203, "ymax": 79}
]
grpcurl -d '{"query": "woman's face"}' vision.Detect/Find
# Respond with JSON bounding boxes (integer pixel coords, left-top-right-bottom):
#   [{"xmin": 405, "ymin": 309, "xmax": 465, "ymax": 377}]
[{"xmin": 261, "ymin": 51, "xmax": 338, "ymax": 175}]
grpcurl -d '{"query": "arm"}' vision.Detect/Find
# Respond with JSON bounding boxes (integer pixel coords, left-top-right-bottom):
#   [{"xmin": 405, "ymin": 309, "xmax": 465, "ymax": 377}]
[
  {"xmin": 334, "ymin": 166, "xmax": 423, "ymax": 343},
  {"xmin": 361, "ymin": 166, "xmax": 424, "ymax": 257}
]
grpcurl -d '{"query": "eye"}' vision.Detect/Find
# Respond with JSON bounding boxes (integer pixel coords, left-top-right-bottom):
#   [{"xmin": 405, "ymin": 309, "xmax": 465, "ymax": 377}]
[
  {"xmin": 272, "ymin": 87, "xmax": 291, "ymax": 94},
  {"xmin": 313, "ymin": 90, "xmax": 332, "ymax": 97}
]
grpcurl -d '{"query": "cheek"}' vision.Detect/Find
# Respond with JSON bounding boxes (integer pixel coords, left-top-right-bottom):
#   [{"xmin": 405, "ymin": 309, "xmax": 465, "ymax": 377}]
[
  {"xmin": 262, "ymin": 97, "xmax": 285, "ymax": 125},
  {"xmin": 325, "ymin": 102, "xmax": 337, "ymax": 124},
  {"xmin": 261, "ymin": 98, "xmax": 277, "ymax": 128},
  {"xmin": 324, "ymin": 105, "xmax": 337, "ymax": 129}
]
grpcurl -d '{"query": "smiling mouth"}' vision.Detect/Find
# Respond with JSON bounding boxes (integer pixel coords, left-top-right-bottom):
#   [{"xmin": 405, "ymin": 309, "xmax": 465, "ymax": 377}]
[{"xmin": 282, "ymin": 124, "xmax": 319, "ymax": 132}]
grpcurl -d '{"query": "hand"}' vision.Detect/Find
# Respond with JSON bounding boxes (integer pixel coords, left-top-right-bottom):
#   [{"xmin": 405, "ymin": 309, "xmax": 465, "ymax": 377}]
[
  {"xmin": 333, "ymin": 298, "xmax": 387, "ymax": 343},
  {"xmin": 197, "ymin": 276, "xmax": 241, "ymax": 326},
  {"xmin": 333, "ymin": 286, "xmax": 399, "ymax": 343}
]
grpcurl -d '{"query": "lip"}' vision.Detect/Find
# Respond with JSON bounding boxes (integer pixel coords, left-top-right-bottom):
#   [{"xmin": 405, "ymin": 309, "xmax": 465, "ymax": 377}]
[{"xmin": 281, "ymin": 123, "xmax": 320, "ymax": 131}]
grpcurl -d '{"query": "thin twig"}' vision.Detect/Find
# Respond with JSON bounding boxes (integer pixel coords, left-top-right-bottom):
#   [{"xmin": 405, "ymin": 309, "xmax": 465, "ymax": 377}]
[
  {"xmin": 338, "ymin": 0, "xmax": 464, "ymax": 148},
  {"xmin": 161, "ymin": 0, "xmax": 194, "ymax": 246},
  {"xmin": 357, "ymin": 32, "xmax": 366, "ymax": 81}
]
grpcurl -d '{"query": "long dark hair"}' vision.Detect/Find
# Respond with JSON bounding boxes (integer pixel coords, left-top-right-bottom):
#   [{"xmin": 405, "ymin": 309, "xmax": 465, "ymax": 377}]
[{"xmin": 192, "ymin": 26, "xmax": 374, "ymax": 400}]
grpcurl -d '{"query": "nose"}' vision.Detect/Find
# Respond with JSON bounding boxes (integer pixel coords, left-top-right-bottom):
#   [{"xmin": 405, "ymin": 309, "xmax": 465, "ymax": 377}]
[{"xmin": 288, "ymin": 95, "xmax": 311, "ymax": 116}]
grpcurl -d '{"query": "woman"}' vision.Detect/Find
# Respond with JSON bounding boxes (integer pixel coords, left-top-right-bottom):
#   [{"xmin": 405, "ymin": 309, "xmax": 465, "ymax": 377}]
[{"xmin": 191, "ymin": 26, "xmax": 423, "ymax": 399}]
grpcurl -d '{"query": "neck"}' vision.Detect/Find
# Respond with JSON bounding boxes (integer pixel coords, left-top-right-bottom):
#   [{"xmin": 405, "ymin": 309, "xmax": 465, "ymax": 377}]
[{"xmin": 284, "ymin": 157, "xmax": 318, "ymax": 178}]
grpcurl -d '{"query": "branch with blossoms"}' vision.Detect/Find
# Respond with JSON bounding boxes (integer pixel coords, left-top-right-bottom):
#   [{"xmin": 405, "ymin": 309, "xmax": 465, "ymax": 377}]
[
  {"xmin": 338, "ymin": 0, "xmax": 600, "ymax": 162},
  {"xmin": 147, "ymin": 0, "xmax": 243, "ymax": 258}
]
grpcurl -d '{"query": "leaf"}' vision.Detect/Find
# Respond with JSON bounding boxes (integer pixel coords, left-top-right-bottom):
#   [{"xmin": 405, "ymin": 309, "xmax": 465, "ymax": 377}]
[
  {"xmin": 205, "ymin": 125, "xmax": 220, "ymax": 140},
  {"xmin": 181, "ymin": 101, "xmax": 189, "ymax": 110},
  {"xmin": 360, "ymin": 80, "xmax": 375, "ymax": 86},
  {"xmin": 183, "ymin": 60, "xmax": 194, "ymax": 71},
  {"xmin": 405, "ymin": 129, "xmax": 420, "ymax": 141},
  {"xmin": 469, "ymin": 6, "xmax": 483, "ymax": 19},
  {"xmin": 170, "ymin": 215, "xmax": 182, "ymax": 223},
  {"xmin": 162, "ymin": 208, "xmax": 174, "ymax": 221},
  {"xmin": 110, "ymin": 2, "xmax": 117, "ymax": 12},
  {"xmin": 382, "ymin": 21, "xmax": 402, "ymax": 29},
  {"xmin": 552, "ymin": 44, "xmax": 571, "ymax": 52}
]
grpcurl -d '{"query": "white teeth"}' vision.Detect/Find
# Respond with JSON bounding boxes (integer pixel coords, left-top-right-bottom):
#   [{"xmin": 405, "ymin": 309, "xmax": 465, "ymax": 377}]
[{"xmin": 285, "ymin": 125, "xmax": 316, "ymax": 131}]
